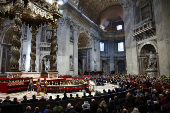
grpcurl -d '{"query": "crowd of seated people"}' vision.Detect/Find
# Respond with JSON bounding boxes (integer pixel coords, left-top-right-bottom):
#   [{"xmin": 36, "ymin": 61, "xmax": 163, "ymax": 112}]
[
  {"xmin": 21, "ymin": 85, "xmax": 170, "ymax": 113},
  {"xmin": 1, "ymin": 92, "xmax": 88, "ymax": 105},
  {"xmin": 1, "ymin": 82, "xmax": 170, "ymax": 113},
  {"xmin": 80, "ymin": 74, "xmax": 170, "ymax": 87},
  {"xmin": 1, "ymin": 74, "xmax": 170, "ymax": 113}
]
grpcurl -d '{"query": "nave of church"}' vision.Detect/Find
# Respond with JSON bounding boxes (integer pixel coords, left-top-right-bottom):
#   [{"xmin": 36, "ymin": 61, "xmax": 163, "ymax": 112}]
[
  {"xmin": 0, "ymin": 0, "xmax": 170, "ymax": 78},
  {"xmin": 0, "ymin": 0, "xmax": 170, "ymax": 113}
]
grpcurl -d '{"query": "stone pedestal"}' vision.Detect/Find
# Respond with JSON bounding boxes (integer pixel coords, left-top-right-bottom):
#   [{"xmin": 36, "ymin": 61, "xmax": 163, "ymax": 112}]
[
  {"xmin": 21, "ymin": 72, "xmax": 41, "ymax": 78},
  {"xmin": 47, "ymin": 72, "xmax": 59, "ymax": 78},
  {"xmin": 6, "ymin": 72, "xmax": 23, "ymax": 78},
  {"xmin": 145, "ymin": 68, "xmax": 158, "ymax": 77}
]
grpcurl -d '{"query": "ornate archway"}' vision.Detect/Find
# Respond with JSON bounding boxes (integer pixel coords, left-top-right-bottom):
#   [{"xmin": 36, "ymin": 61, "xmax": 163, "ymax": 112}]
[
  {"xmin": 78, "ymin": 32, "xmax": 91, "ymax": 49},
  {"xmin": 1, "ymin": 27, "xmax": 13, "ymax": 73},
  {"xmin": 78, "ymin": 32, "xmax": 91, "ymax": 75},
  {"xmin": 138, "ymin": 44, "xmax": 158, "ymax": 75}
]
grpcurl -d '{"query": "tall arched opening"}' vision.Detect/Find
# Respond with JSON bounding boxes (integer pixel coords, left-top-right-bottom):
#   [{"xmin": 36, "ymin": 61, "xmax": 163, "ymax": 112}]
[
  {"xmin": 78, "ymin": 32, "xmax": 91, "ymax": 75},
  {"xmin": 0, "ymin": 27, "xmax": 13, "ymax": 73}
]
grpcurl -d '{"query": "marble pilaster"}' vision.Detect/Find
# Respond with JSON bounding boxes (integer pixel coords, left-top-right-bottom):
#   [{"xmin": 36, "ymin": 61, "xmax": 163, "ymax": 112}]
[
  {"xmin": 57, "ymin": 18, "xmax": 70, "ymax": 75},
  {"xmin": 73, "ymin": 27, "xmax": 78, "ymax": 76},
  {"xmin": 153, "ymin": 0, "xmax": 170, "ymax": 77},
  {"xmin": 122, "ymin": 2, "xmax": 139, "ymax": 75}
]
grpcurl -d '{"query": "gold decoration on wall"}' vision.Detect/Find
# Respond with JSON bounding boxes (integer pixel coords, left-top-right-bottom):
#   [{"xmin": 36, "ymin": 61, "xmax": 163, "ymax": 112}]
[
  {"xmin": 78, "ymin": 33, "xmax": 90, "ymax": 48},
  {"xmin": 102, "ymin": 34, "xmax": 125, "ymax": 38}
]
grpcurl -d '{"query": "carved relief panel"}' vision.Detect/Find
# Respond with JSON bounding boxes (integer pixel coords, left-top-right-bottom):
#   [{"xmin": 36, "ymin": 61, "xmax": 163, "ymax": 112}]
[{"xmin": 135, "ymin": 0, "xmax": 152, "ymax": 24}]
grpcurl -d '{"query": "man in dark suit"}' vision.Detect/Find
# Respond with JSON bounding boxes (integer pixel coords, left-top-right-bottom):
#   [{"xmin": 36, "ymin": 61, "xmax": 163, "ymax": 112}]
[
  {"xmin": 55, "ymin": 95, "xmax": 61, "ymax": 101},
  {"xmin": 147, "ymin": 100, "xmax": 154, "ymax": 113},
  {"xmin": 30, "ymin": 95, "xmax": 38, "ymax": 103},
  {"xmin": 2, "ymin": 96, "xmax": 12, "ymax": 105},
  {"xmin": 145, "ymin": 80, "xmax": 152, "ymax": 88},
  {"xmin": 48, "ymin": 96, "xmax": 54, "ymax": 102},
  {"xmin": 90, "ymin": 99, "xmax": 98, "ymax": 113},
  {"xmin": 21, "ymin": 95, "xmax": 30, "ymax": 103},
  {"xmin": 39, "ymin": 96, "xmax": 46, "ymax": 102},
  {"xmin": 75, "ymin": 94, "xmax": 80, "ymax": 99},
  {"xmin": 62, "ymin": 92, "xmax": 68, "ymax": 100},
  {"xmin": 69, "ymin": 94, "xmax": 74, "ymax": 99},
  {"xmin": 113, "ymin": 96, "xmax": 120, "ymax": 106},
  {"xmin": 11, "ymin": 98, "xmax": 19, "ymax": 104}
]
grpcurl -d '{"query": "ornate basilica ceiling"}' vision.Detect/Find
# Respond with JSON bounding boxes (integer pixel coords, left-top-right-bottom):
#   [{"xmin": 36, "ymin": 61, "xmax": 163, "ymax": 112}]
[{"xmin": 78, "ymin": 0, "xmax": 121, "ymax": 24}]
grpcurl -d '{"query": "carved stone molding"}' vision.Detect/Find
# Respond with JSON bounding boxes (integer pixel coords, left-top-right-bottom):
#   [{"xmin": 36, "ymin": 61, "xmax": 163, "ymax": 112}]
[
  {"xmin": 133, "ymin": 21, "xmax": 156, "ymax": 41},
  {"xmin": 120, "ymin": 0, "xmax": 133, "ymax": 11}
]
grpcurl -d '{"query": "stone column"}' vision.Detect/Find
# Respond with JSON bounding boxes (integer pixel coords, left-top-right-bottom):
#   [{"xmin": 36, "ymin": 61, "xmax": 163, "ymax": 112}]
[
  {"xmin": 120, "ymin": 0, "xmax": 138, "ymax": 75},
  {"xmin": 100, "ymin": 59, "xmax": 102, "ymax": 71},
  {"xmin": 30, "ymin": 25, "xmax": 38, "ymax": 72},
  {"xmin": 82, "ymin": 57, "xmax": 85, "ymax": 75},
  {"xmin": 109, "ymin": 40, "xmax": 115, "ymax": 73},
  {"xmin": 154, "ymin": 0, "xmax": 170, "ymax": 77},
  {"xmin": 50, "ymin": 24, "xmax": 58, "ymax": 71},
  {"xmin": 96, "ymin": 39, "xmax": 100, "ymax": 71},
  {"xmin": 0, "ymin": 45, "xmax": 3, "ymax": 72},
  {"xmin": 10, "ymin": 10, "xmax": 22, "ymax": 71},
  {"xmin": 107, "ymin": 59, "xmax": 110, "ymax": 74},
  {"xmin": 115, "ymin": 60, "xmax": 117, "ymax": 74},
  {"xmin": 73, "ymin": 25, "xmax": 78, "ymax": 76}
]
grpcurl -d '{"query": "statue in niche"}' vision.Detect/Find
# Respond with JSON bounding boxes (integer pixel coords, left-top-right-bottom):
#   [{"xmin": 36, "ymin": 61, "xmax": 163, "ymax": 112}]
[
  {"xmin": 46, "ymin": 30, "xmax": 52, "ymax": 42},
  {"xmin": 45, "ymin": 59, "xmax": 50, "ymax": 71},
  {"xmin": 143, "ymin": 58, "xmax": 149, "ymax": 70},
  {"xmin": 94, "ymin": 61, "xmax": 97, "ymax": 71},
  {"xmin": 70, "ymin": 56, "xmax": 73, "ymax": 69},
  {"xmin": 42, "ymin": 60, "xmax": 45, "ymax": 72},
  {"xmin": 145, "ymin": 51, "xmax": 157, "ymax": 69},
  {"xmin": 70, "ymin": 26, "xmax": 74, "ymax": 41},
  {"xmin": 22, "ymin": 54, "xmax": 26, "ymax": 70},
  {"xmin": 79, "ymin": 68, "xmax": 82, "ymax": 75}
]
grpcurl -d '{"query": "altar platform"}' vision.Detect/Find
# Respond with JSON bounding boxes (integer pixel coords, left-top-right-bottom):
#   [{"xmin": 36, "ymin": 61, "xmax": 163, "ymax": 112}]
[
  {"xmin": 33, "ymin": 78, "xmax": 65, "ymax": 82},
  {"xmin": 0, "ymin": 83, "xmax": 119, "ymax": 102}
]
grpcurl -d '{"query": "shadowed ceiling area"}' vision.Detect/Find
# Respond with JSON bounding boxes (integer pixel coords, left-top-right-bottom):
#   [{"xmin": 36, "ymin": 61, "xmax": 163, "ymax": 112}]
[
  {"xmin": 78, "ymin": 0, "xmax": 120, "ymax": 24},
  {"xmin": 100, "ymin": 5, "xmax": 123, "ymax": 27}
]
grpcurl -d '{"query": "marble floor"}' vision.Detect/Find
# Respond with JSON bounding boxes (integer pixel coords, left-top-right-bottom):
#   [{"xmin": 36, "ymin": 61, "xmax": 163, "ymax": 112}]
[{"xmin": 0, "ymin": 83, "xmax": 119, "ymax": 102}]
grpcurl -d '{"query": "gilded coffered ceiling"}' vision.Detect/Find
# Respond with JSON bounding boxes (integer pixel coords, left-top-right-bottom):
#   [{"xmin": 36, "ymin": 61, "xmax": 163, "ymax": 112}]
[{"xmin": 78, "ymin": 0, "xmax": 120, "ymax": 24}]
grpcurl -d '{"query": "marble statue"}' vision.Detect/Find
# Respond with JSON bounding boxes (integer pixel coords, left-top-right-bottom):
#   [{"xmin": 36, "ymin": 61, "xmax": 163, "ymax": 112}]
[
  {"xmin": 46, "ymin": 59, "xmax": 50, "ymax": 71},
  {"xmin": 46, "ymin": 30, "xmax": 52, "ymax": 41},
  {"xmin": 94, "ymin": 61, "xmax": 97, "ymax": 71},
  {"xmin": 145, "ymin": 51, "xmax": 157, "ymax": 69},
  {"xmin": 22, "ymin": 54, "xmax": 26, "ymax": 70},
  {"xmin": 70, "ymin": 26, "xmax": 74, "ymax": 40},
  {"xmin": 79, "ymin": 68, "xmax": 82, "ymax": 75},
  {"xmin": 144, "ymin": 58, "xmax": 149, "ymax": 70},
  {"xmin": 70, "ymin": 56, "xmax": 73, "ymax": 69}
]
